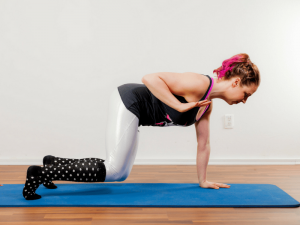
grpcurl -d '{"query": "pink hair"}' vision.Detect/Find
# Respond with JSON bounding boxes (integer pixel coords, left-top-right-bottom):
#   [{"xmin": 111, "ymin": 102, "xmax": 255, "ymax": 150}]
[{"xmin": 213, "ymin": 54, "xmax": 250, "ymax": 80}]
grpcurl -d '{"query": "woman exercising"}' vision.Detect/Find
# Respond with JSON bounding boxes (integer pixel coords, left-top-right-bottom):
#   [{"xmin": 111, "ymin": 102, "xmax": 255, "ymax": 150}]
[{"xmin": 22, "ymin": 53, "xmax": 260, "ymax": 200}]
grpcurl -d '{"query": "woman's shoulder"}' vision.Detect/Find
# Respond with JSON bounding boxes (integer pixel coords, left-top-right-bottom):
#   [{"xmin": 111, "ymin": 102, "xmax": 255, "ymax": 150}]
[{"xmin": 181, "ymin": 72, "xmax": 211, "ymax": 103}]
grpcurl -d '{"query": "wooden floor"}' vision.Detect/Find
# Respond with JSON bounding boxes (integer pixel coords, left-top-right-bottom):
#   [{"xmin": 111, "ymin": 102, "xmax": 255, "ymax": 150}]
[{"xmin": 0, "ymin": 164, "xmax": 300, "ymax": 225}]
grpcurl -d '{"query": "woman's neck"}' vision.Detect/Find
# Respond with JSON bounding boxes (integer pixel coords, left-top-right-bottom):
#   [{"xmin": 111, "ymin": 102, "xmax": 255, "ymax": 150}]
[{"xmin": 207, "ymin": 77, "xmax": 229, "ymax": 101}]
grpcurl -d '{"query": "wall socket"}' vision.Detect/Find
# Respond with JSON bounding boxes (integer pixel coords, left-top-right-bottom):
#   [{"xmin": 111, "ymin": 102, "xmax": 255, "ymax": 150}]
[{"xmin": 224, "ymin": 114, "xmax": 234, "ymax": 129}]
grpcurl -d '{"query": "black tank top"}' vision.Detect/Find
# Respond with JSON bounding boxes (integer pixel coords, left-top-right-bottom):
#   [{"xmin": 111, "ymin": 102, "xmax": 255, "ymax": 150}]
[{"xmin": 117, "ymin": 74, "xmax": 214, "ymax": 127}]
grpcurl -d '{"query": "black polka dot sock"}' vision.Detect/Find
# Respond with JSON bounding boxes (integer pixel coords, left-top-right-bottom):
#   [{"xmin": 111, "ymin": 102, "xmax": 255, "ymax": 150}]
[
  {"xmin": 23, "ymin": 160, "xmax": 106, "ymax": 200},
  {"xmin": 42, "ymin": 155, "xmax": 105, "ymax": 189},
  {"xmin": 22, "ymin": 165, "xmax": 43, "ymax": 200}
]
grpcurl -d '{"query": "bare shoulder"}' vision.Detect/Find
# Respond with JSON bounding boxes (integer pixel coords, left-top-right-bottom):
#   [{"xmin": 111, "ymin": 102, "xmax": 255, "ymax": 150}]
[{"xmin": 181, "ymin": 72, "xmax": 210, "ymax": 102}]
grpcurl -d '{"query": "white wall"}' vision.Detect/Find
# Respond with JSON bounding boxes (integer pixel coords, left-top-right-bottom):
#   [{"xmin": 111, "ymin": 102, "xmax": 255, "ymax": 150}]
[{"xmin": 0, "ymin": 0, "xmax": 299, "ymax": 165}]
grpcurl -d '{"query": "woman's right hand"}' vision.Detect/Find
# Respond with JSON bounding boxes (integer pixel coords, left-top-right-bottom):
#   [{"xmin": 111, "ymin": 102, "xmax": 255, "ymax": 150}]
[{"xmin": 177, "ymin": 100, "xmax": 211, "ymax": 113}]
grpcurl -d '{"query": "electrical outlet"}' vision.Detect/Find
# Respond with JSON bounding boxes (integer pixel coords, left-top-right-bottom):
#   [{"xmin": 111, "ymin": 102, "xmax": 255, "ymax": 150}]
[{"xmin": 224, "ymin": 114, "xmax": 234, "ymax": 129}]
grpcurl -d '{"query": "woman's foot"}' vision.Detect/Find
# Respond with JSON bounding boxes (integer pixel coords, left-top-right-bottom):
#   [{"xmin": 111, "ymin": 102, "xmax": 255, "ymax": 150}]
[
  {"xmin": 22, "ymin": 165, "xmax": 43, "ymax": 200},
  {"xmin": 23, "ymin": 160, "xmax": 106, "ymax": 200}
]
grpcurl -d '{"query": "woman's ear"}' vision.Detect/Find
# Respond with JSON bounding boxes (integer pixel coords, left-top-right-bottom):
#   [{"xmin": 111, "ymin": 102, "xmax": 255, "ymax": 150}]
[{"xmin": 233, "ymin": 77, "xmax": 240, "ymax": 87}]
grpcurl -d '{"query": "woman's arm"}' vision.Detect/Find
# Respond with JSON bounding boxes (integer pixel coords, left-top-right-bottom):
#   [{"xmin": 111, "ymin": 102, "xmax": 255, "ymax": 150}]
[
  {"xmin": 195, "ymin": 102, "xmax": 212, "ymax": 185},
  {"xmin": 142, "ymin": 72, "xmax": 183, "ymax": 112},
  {"xmin": 142, "ymin": 72, "xmax": 210, "ymax": 112},
  {"xmin": 195, "ymin": 101, "xmax": 231, "ymax": 189}
]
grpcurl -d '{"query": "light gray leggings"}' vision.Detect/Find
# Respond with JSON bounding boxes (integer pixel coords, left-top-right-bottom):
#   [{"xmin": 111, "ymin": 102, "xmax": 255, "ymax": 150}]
[{"xmin": 103, "ymin": 88, "xmax": 140, "ymax": 182}]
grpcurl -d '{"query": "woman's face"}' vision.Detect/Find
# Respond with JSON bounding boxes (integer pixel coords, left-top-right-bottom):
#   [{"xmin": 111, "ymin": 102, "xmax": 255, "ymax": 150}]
[{"xmin": 226, "ymin": 77, "xmax": 258, "ymax": 105}]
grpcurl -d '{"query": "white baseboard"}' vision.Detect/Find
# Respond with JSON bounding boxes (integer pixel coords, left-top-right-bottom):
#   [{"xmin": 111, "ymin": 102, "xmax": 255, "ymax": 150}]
[{"xmin": 0, "ymin": 158, "xmax": 299, "ymax": 165}]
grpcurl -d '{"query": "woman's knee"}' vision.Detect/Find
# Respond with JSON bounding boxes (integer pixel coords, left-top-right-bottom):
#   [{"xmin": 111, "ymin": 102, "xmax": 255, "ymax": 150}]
[
  {"xmin": 110, "ymin": 171, "xmax": 129, "ymax": 182},
  {"xmin": 117, "ymin": 173, "xmax": 129, "ymax": 182}
]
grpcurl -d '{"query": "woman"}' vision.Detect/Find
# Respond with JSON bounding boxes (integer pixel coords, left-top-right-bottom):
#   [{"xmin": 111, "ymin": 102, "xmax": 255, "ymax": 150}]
[{"xmin": 22, "ymin": 53, "xmax": 260, "ymax": 200}]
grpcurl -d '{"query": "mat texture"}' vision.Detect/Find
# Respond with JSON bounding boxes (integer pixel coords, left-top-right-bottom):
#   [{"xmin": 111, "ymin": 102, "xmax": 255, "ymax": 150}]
[{"xmin": 0, "ymin": 183, "xmax": 299, "ymax": 207}]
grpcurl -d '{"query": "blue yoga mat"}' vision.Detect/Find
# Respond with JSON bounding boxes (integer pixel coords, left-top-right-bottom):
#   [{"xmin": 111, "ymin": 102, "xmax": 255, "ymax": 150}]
[{"xmin": 0, "ymin": 183, "xmax": 299, "ymax": 208}]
